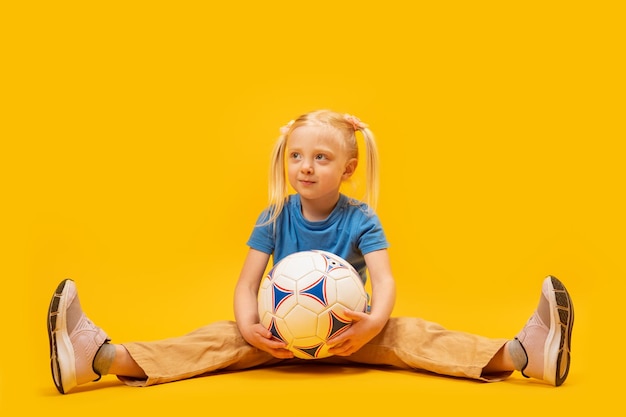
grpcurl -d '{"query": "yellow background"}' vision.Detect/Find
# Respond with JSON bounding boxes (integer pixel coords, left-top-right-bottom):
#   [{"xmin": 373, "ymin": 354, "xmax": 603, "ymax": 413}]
[{"xmin": 2, "ymin": 0, "xmax": 623, "ymax": 415}]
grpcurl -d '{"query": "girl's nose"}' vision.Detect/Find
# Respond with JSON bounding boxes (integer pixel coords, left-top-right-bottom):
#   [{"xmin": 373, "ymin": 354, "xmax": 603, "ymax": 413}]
[{"xmin": 301, "ymin": 161, "xmax": 313, "ymax": 174}]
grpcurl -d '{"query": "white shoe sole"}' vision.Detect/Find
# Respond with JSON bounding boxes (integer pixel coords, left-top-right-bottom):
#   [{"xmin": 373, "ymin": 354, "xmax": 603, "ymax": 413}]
[{"xmin": 48, "ymin": 279, "xmax": 78, "ymax": 394}]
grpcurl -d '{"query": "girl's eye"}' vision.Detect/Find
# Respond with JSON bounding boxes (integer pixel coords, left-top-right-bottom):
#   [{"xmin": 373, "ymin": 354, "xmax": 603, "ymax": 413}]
[
  {"xmin": 315, "ymin": 154, "xmax": 327, "ymax": 160},
  {"xmin": 290, "ymin": 152, "xmax": 301, "ymax": 159}
]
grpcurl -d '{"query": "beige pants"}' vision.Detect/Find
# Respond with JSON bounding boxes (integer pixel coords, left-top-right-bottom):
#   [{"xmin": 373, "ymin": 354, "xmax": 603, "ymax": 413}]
[{"xmin": 119, "ymin": 318, "xmax": 511, "ymax": 387}]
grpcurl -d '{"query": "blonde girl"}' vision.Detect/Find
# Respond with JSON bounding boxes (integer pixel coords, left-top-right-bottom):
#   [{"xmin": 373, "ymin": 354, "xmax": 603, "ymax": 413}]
[{"xmin": 47, "ymin": 109, "xmax": 574, "ymax": 394}]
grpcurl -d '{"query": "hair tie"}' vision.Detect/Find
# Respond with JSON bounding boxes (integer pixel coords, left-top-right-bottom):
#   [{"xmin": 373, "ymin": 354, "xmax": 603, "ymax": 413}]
[
  {"xmin": 279, "ymin": 120, "xmax": 295, "ymax": 135},
  {"xmin": 344, "ymin": 114, "xmax": 368, "ymax": 131}
]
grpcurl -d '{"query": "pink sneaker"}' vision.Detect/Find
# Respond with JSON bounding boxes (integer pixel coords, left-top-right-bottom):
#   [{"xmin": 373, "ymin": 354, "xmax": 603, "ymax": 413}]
[
  {"xmin": 515, "ymin": 275, "xmax": 574, "ymax": 386},
  {"xmin": 47, "ymin": 279, "xmax": 110, "ymax": 394}
]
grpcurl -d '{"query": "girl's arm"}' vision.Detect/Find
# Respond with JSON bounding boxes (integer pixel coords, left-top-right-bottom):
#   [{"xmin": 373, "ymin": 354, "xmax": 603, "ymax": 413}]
[
  {"xmin": 328, "ymin": 248, "xmax": 396, "ymax": 356},
  {"xmin": 233, "ymin": 248, "xmax": 294, "ymax": 359},
  {"xmin": 364, "ymin": 248, "xmax": 396, "ymax": 327}
]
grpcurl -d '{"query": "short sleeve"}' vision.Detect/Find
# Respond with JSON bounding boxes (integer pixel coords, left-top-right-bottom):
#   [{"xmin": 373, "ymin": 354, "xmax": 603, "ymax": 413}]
[
  {"xmin": 357, "ymin": 213, "xmax": 389, "ymax": 255},
  {"xmin": 246, "ymin": 210, "xmax": 275, "ymax": 255}
]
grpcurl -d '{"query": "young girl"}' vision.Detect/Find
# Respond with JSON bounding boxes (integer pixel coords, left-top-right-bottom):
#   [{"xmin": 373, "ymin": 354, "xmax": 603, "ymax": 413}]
[{"xmin": 47, "ymin": 109, "xmax": 574, "ymax": 394}]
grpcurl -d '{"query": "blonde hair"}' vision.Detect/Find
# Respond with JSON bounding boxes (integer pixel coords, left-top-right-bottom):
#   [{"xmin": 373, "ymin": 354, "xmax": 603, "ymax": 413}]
[{"xmin": 262, "ymin": 109, "xmax": 380, "ymax": 225}]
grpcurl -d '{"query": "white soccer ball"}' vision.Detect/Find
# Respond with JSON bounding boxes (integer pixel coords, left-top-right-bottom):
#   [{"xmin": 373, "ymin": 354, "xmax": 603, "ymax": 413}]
[{"xmin": 257, "ymin": 250, "xmax": 369, "ymax": 359}]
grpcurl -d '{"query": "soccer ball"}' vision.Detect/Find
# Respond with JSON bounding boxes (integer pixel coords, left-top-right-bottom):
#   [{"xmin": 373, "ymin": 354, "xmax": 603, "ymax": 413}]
[{"xmin": 257, "ymin": 250, "xmax": 369, "ymax": 359}]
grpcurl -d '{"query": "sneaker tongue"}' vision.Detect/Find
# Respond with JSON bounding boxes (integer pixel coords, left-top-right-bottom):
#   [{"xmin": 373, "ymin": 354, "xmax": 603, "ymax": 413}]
[
  {"xmin": 536, "ymin": 294, "xmax": 551, "ymax": 327},
  {"xmin": 527, "ymin": 311, "xmax": 547, "ymax": 328}
]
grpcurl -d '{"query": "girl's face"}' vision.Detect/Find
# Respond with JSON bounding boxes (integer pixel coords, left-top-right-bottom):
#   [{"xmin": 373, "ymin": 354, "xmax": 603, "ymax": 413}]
[{"xmin": 286, "ymin": 125, "xmax": 357, "ymax": 207}]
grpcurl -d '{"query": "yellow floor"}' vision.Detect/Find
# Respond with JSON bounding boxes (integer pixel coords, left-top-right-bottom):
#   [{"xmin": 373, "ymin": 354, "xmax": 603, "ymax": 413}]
[
  {"xmin": 28, "ymin": 370, "xmax": 596, "ymax": 415},
  {"xmin": 2, "ymin": 264, "xmax": 616, "ymax": 416},
  {"xmin": 4, "ymin": 353, "xmax": 610, "ymax": 416}
]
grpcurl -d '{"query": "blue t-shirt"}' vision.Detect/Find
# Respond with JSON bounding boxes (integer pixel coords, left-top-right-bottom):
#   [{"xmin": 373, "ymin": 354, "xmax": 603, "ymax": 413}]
[{"xmin": 247, "ymin": 194, "xmax": 389, "ymax": 284}]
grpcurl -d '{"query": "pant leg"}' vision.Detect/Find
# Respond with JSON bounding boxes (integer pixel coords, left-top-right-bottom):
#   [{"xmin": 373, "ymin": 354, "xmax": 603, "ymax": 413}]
[
  {"xmin": 334, "ymin": 317, "xmax": 512, "ymax": 381},
  {"xmin": 118, "ymin": 320, "xmax": 278, "ymax": 386}
]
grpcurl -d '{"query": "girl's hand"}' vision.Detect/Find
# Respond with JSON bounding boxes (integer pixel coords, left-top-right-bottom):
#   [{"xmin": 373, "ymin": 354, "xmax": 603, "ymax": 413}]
[
  {"xmin": 326, "ymin": 309, "xmax": 384, "ymax": 356},
  {"xmin": 241, "ymin": 322, "xmax": 295, "ymax": 359}
]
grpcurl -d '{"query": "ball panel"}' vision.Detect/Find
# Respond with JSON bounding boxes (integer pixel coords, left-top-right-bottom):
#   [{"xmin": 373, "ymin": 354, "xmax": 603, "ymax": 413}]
[
  {"xmin": 278, "ymin": 254, "xmax": 317, "ymax": 279},
  {"xmin": 296, "ymin": 273, "xmax": 330, "ymax": 311},
  {"xmin": 283, "ymin": 305, "xmax": 320, "ymax": 338},
  {"xmin": 291, "ymin": 338, "xmax": 327, "ymax": 359},
  {"xmin": 335, "ymin": 276, "xmax": 368, "ymax": 311},
  {"xmin": 266, "ymin": 316, "xmax": 292, "ymax": 343},
  {"xmin": 326, "ymin": 308, "xmax": 353, "ymax": 339},
  {"xmin": 271, "ymin": 275, "xmax": 297, "ymax": 315}
]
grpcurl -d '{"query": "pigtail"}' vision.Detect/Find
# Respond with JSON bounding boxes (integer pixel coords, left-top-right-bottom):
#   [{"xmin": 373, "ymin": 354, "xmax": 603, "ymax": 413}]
[
  {"xmin": 360, "ymin": 127, "xmax": 380, "ymax": 211},
  {"xmin": 345, "ymin": 113, "xmax": 380, "ymax": 211},
  {"xmin": 259, "ymin": 133, "xmax": 289, "ymax": 227}
]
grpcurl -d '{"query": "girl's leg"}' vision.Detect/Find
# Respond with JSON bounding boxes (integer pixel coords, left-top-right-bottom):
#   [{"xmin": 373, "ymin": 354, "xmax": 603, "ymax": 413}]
[
  {"xmin": 118, "ymin": 321, "xmax": 278, "ymax": 386},
  {"xmin": 47, "ymin": 279, "xmax": 276, "ymax": 393},
  {"xmin": 334, "ymin": 275, "xmax": 573, "ymax": 386},
  {"xmin": 340, "ymin": 316, "xmax": 512, "ymax": 381}
]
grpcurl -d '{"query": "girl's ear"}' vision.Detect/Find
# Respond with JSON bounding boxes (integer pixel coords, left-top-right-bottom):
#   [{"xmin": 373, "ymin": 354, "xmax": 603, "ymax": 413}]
[{"xmin": 342, "ymin": 158, "xmax": 358, "ymax": 180}]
